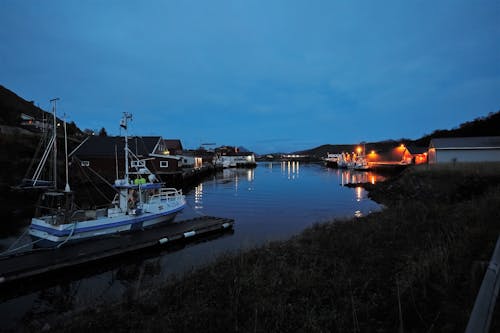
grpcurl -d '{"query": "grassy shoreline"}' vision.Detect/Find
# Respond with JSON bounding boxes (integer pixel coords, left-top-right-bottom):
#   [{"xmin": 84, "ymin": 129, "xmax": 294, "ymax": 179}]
[{"xmin": 45, "ymin": 164, "xmax": 500, "ymax": 332}]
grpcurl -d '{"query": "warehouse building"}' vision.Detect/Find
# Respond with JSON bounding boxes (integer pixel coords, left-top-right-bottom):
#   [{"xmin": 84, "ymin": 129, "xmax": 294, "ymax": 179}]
[{"xmin": 428, "ymin": 137, "xmax": 500, "ymax": 164}]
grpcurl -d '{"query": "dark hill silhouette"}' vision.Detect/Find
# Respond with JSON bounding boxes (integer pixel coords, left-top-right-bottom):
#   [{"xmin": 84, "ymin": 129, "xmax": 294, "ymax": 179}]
[
  {"xmin": 0, "ymin": 85, "xmax": 48, "ymax": 125},
  {"xmin": 0, "ymin": 85, "xmax": 82, "ymax": 136},
  {"xmin": 295, "ymin": 141, "xmax": 402, "ymax": 158},
  {"xmin": 0, "ymin": 85, "xmax": 85, "ymax": 188},
  {"xmin": 413, "ymin": 111, "xmax": 500, "ymax": 147}
]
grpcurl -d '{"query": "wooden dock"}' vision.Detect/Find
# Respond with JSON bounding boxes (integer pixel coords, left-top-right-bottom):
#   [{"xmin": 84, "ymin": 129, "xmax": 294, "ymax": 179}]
[{"xmin": 0, "ymin": 216, "xmax": 234, "ymax": 284}]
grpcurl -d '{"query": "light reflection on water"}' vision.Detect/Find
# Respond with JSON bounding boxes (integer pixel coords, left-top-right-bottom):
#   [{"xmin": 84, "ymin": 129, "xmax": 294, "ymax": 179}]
[{"xmin": 0, "ymin": 162, "xmax": 383, "ymax": 330}]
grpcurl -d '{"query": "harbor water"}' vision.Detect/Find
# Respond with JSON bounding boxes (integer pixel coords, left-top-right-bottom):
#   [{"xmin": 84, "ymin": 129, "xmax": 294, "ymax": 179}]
[{"xmin": 0, "ymin": 162, "xmax": 384, "ymax": 330}]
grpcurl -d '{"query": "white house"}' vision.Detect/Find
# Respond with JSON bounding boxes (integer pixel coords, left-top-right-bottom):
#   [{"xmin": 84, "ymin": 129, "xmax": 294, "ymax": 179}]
[
  {"xmin": 180, "ymin": 155, "xmax": 203, "ymax": 169},
  {"xmin": 428, "ymin": 137, "xmax": 500, "ymax": 164},
  {"xmin": 215, "ymin": 152, "xmax": 256, "ymax": 168}
]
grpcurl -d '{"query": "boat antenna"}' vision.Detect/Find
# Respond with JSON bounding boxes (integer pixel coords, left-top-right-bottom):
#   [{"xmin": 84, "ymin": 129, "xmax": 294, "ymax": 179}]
[
  {"xmin": 50, "ymin": 98, "xmax": 59, "ymax": 190},
  {"xmin": 120, "ymin": 112, "xmax": 133, "ymax": 183}
]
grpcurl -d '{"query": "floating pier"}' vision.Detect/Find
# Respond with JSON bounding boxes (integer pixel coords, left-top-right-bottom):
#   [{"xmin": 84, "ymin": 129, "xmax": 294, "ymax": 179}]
[{"xmin": 0, "ymin": 216, "xmax": 234, "ymax": 284}]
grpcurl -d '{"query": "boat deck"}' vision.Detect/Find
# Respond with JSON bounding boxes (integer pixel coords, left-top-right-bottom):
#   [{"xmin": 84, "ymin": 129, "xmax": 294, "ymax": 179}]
[{"xmin": 0, "ymin": 216, "xmax": 234, "ymax": 284}]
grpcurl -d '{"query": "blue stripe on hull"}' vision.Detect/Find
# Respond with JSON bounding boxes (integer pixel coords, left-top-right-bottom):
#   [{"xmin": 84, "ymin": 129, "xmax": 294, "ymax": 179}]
[
  {"xmin": 31, "ymin": 212, "xmax": 179, "ymax": 247},
  {"xmin": 30, "ymin": 205, "xmax": 185, "ymax": 237}
]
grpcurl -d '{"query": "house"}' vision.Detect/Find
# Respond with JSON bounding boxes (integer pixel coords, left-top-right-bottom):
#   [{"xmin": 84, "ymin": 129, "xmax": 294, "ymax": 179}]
[
  {"xmin": 20, "ymin": 113, "xmax": 51, "ymax": 131},
  {"xmin": 179, "ymin": 150, "xmax": 204, "ymax": 169},
  {"xmin": 214, "ymin": 146, "xmax": 257, "ymax": 168},
  {"xmin": 70, "ymin": 136, "xmax": 184, "ymax": 182},
  {"xmin": 428, "ymin": 136, "xmax": 500, "ymax": 164},
  {"xmin": 407, "ymin": 145, "xmax": 428, "ymax": 164},
  {"xmin": 159, "ymin": 139, "xmax": 183, "ymax": 156}
]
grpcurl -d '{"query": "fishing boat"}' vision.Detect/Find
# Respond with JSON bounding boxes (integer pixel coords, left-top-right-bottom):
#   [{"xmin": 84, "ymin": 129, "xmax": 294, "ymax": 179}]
[
  {"xmin": 23, "ymin": 106, "xmax": 185, "ymax": 247},
  {"xmin": 323, "ymin": 153, "xmax": 341, "ymax": 168},
  {"xmin": 353, "ymin": 155, "xmax": 370, "ymax": 171}
]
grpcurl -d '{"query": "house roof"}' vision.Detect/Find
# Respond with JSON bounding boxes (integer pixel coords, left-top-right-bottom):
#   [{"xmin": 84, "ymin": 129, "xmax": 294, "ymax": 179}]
[
  {"xmin": 430, "ymin": 136, "xmax": 500, "ymax": 149},
  {"xmin": 163, "ymin": 139, "xmax": 183, "ymax": 151},
  {"xmin": 406, "ymin": 145, "xmax": 428, "ymax": 154},
  {"xmin": 221, "ymin": 152, "xmax": 255, "ymax": 156},
  {"xmin": 73, "ymin": 136, "xmax": 161, "ymax": 157}
]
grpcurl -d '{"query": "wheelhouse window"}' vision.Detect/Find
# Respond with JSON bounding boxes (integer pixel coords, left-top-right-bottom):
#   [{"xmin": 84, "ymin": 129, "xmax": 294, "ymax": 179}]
[
  {"xmin": 131, "ymin": 160, "xmax": 146, "ymax": 168},
  {"xmin": 160, "ymin": 161, "xmax": 169, "ymax": 168}
]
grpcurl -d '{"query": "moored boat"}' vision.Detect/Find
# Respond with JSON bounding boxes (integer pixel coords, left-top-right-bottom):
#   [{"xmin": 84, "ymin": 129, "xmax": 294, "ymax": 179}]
[
  {"xmin": 24, "ymin": 109, "xmax": 185, "ymax": 247},
  {"xmin": 323, "ymin": 153, "xmax": 341, "ymax": 168}
]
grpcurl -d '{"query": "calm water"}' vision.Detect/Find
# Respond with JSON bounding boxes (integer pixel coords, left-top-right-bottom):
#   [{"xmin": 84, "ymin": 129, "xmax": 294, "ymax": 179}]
[{"xmin": 0, "ymin": 162, "xmax": 383, "ymax": 330}]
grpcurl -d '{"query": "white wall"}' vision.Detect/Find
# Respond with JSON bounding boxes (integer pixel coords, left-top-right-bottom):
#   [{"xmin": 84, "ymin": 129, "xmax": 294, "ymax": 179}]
[{"xmin": 430, "ymin": 149, "xmax": 500, "ymax": 163}]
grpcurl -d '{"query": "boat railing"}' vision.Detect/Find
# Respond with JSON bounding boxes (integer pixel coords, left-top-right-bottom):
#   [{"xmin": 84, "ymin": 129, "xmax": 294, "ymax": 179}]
[{"xmin": 149, "ymin": 188, "xmax": 184, "ymax": 203}]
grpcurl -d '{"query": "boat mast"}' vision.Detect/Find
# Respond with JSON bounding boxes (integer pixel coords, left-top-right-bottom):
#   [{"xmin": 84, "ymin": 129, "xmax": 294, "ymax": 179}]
[
  {"xmin": 121, "ymin": 112, "xmax": 132, "ymax": 183},
  {"xmin": 63, "ymin": 113, "xmax": 71, "ymax": 192},
  {"xmin": 50, "ymin": 98, "xmax": 59, "ymax": 190}
]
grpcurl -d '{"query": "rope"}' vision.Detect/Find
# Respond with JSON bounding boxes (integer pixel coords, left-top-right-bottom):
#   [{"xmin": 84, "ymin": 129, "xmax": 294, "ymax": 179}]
[
  {"xmin": 56, "ymin": 220, "xmax": 77, "ymax": 248},
  {"xmin": 22, "ymin": 130, "xmax": 50, "ymax": 181},
  {"xmin": 5, "ymin": 227, "xmax": 29, "ymax": 252},
  {"xmin": 0, "ymin": 235, "xmax": 45, "ymax": 257},
  {"xmin": 75, "ymin": 159, "xmax": 113, "ymax": 204}
]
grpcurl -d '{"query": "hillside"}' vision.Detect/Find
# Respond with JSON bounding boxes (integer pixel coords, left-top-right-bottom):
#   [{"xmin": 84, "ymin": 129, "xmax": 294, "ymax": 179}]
[
  {"xmin": 296, "ymin": 141, "xmax": 401, "ymax": 158},
  {"xmin": 0, "ymin": 85, "xmax": 84, "ymax": 188},
  {"xmin": 298, "ymin": 110, "xmax": 500, "ymax": 157},
  {"xmin": 0, "ymin": 85, "xmax": 47, "ymax": 125},
  {"xmin": 413, "ymin": 111, "xmax": 500, "ymax": 146},
  {"xmin": 0, "ymin": 85, "xmax": 82, "ymax": 136}
]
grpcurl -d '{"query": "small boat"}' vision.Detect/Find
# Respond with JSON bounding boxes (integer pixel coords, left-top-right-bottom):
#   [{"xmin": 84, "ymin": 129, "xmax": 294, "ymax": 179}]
[
  {"xmin": 353, "ymin": 156, "xmax": 370, "ymax": 171},
  {"xmin": 323, "ymin": 153, "xmax": 341, "ymax": 168},
  {"xmin": 24, "ymin": 108, "xmax": 185, "ymax": 247},
  {"xmin": 337, "ymin": 152, "xmax": 354, "ymax": 169}
]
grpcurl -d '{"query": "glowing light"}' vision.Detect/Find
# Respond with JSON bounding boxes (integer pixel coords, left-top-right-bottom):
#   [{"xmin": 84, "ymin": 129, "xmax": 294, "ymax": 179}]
[
  {"xmin": 194, "ymin": 183, "xmax": 203, "ymax": 209},
  {"xmin": 356, "ymin": 146, "xmax": 362, "ymax": 154},
  {"xmin": 356, "ymin": 187, "xmax": 362, "ymax": 202},
  {"xmin": 370, "ymin": 150, "xmax": 376, "ymax": 155}
]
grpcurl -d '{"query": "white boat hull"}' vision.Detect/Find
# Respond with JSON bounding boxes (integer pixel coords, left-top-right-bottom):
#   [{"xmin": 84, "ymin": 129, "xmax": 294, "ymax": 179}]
[{"xmin": 29, "ymin": 205, "xmax": 184, "ymax": 247}]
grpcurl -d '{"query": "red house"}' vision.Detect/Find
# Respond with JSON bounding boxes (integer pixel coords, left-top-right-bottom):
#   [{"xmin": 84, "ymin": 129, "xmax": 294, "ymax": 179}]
[{"xmin": 70, "ymin": 135, "xmax": 184, "ymax": 183}]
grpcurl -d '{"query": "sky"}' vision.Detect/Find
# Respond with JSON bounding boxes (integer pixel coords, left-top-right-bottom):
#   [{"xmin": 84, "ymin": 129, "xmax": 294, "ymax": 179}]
[{"xmin": 1, "ymin": 1, "xmax": 499, "ymax": 153}]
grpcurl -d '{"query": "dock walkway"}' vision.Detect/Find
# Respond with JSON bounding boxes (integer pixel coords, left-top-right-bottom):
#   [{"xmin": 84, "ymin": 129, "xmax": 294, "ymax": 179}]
[{"xmin": 0, "ymin": 216, "xmax": 234, "ymax": 284}]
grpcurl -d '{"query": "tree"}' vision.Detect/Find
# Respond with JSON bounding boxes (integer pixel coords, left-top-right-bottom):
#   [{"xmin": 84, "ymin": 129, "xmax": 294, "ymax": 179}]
[
  {"xmin": 98, "ymin": 127, "xmax": 108, "ymax": 137},
  {"xmin": 66, "ymin": 121, "xmax": 79, "ymax": 137}
]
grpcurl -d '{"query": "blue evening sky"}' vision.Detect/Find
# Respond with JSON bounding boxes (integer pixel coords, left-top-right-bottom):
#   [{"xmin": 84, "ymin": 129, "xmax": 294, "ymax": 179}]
[{"xmin": 1, "ymin": 1, "xmax": 499, "ymax": 153}]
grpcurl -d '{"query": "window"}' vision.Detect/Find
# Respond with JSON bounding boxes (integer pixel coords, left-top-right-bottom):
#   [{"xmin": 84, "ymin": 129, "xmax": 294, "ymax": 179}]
[
  {"xmin": 160, "ymin": 161, "xmax": 169, "ymax": 168},
  {"xmin": 131, "ymin": 160, "xmax": 145, "ymax": 168},
  {"xmin": 81, "ymin": 161, "xmax": 90, "ymax": 167}
]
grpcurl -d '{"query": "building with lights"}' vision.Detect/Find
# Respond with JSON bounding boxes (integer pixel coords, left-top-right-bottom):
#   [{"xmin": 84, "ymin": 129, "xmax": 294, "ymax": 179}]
[
  {"xmin": 428, "ymin": 137, "xmax": 500, "ymax": 164},
  {"xmin": 71, "ymin": 136, "xmax": 189, "ymax": 182}
]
